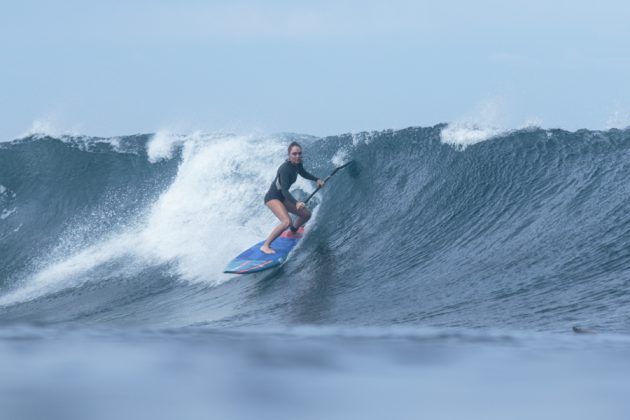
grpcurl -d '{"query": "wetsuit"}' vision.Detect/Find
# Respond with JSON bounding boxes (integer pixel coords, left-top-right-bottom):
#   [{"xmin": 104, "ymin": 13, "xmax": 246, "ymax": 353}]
[{"xmin": 264, "ymin": 160, "xmax": 319, "ymax": 204}]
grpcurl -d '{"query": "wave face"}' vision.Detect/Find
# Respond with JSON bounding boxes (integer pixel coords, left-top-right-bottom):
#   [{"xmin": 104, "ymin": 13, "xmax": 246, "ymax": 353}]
[{"xmin": 1, "ymin": 127, "xmax": 630, "ymax": 333}]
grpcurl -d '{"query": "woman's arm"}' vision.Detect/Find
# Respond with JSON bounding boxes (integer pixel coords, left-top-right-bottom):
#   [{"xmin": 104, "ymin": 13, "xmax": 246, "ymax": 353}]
[{"xmin": 297, "ymin": 163, "xmax": 319, "ymax": 181}]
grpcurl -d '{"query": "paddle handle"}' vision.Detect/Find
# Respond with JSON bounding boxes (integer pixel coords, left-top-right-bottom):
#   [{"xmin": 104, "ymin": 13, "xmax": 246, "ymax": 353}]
[{"xmin": 303, "ymin": 161, "xmax": 352, "ymax": 205}]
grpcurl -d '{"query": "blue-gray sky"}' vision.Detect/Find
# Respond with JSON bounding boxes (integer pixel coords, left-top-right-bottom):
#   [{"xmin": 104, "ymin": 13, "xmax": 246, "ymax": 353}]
[{"xmin": 2, "ymin": 0, "xmax": 630, "ymax": 140}]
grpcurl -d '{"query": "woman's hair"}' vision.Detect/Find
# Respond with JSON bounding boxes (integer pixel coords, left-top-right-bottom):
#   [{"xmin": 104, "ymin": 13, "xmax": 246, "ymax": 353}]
[{"xmin": 287, "ymin": 141, "xmax": 302, "ymax": 154}]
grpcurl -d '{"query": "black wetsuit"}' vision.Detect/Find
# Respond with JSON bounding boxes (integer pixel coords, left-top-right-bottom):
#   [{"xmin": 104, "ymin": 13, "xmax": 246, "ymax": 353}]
[{"xmin": 264, "ymin": 160, "xmax": 318, "ymax": 204}]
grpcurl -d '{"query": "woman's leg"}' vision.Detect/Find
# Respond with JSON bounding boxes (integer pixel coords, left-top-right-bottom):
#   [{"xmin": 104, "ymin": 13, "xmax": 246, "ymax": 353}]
[
  {"xmin": 261, "ymin": 199, "xmax": 292, "ymax": 254},
  {"xmin": 284, "ymin": 201, "xmax": 311, "ymax": 230}
]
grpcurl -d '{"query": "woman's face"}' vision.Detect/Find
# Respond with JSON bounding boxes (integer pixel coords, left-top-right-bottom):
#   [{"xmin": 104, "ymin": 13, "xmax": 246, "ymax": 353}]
[{"xmin": 288, "ymin": 146, "xmax": 302, "ymax": 165}]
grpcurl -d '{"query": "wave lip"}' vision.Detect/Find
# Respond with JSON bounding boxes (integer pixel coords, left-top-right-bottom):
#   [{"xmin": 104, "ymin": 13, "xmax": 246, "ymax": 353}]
[{"xmin": 440, "ymin": 122, "xmax": 506, "ymax": 148}]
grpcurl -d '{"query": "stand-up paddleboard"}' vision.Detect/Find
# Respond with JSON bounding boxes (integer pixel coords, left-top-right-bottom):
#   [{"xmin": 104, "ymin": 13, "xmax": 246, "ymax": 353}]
[{"xmin": 224, "ymin": 227, "xmax": 304, "ymax": 274}]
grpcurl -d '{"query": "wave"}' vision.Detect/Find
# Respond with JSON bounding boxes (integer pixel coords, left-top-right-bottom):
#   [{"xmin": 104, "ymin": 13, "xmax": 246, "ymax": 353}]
[{"xmin": 1, "ymin": 126, "xmax": 630, "ymax": 333}]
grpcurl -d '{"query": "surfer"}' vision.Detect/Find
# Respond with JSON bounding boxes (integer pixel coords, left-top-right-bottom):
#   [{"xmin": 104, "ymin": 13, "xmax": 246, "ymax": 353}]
[{"xmin": 260, "ymin": 142, "xmax": 325, "ymax": 254}]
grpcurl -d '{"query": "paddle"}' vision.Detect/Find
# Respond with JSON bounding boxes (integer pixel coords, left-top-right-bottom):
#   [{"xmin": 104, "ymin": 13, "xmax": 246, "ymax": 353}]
[{"xmin": 304, "ymin": 161, "xmax": 353, "ymax": 205}]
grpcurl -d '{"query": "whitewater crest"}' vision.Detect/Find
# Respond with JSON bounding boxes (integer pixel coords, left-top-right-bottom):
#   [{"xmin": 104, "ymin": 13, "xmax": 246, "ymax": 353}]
[
  {"xmin": 438, "ymin": 98, "xmax": 545, "ymax": 149},
  {"xmin": 440, "ymin": 123, "xmax": 506, "ymax": 148}
]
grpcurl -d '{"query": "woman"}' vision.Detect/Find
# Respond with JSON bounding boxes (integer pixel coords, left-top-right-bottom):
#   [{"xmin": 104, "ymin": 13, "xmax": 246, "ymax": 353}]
[{"xmin": 261, "ymin": 142, "xmax": 325, "ymax": 254}]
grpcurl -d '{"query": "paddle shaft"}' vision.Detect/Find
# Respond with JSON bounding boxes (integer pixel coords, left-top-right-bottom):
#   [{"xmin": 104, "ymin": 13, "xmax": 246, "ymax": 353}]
[{"xmin": 303, "ymin": 161, "xmax": 352, "ymax": 205}]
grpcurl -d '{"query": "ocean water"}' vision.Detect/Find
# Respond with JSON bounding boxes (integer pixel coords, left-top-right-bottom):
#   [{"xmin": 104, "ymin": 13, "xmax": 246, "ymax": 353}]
[{"xmin": 1, "ymin": 125, "xmax": 630, "ymax": 419}]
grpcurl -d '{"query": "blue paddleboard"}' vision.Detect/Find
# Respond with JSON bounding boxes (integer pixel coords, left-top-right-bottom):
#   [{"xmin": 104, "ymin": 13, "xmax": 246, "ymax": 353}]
[{"xmin": 224, "ymin": 227, "xmax": 305, "ymax": 274}]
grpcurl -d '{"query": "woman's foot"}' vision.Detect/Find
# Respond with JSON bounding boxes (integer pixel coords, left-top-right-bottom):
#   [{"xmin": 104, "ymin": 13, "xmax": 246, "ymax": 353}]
[{"xmin": 260, "ymin": 244, "xmax": 276, "ymax": 254}]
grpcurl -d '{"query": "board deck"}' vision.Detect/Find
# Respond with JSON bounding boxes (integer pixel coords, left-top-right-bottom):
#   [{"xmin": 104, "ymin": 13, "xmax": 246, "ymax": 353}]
[{"xmin": 224, "ymin": 227, "xmax": 305, "ymax": 274}]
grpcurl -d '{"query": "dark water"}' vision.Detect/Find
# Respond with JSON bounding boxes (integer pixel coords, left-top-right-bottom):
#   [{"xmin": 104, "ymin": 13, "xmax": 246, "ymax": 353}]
[{"xmin": 1, "ymin": 127, "xmax": 630, "ymax": 419}]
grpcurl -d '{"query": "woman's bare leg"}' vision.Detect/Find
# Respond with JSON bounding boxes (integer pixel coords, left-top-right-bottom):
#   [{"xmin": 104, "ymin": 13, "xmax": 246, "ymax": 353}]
[
  {"xmin": 261, "ymin": 199, "xmax": 292, "ymax": 254},
  {"xmin": 284, "ymin": 201, "xmax": 311, "ymax": 230}
]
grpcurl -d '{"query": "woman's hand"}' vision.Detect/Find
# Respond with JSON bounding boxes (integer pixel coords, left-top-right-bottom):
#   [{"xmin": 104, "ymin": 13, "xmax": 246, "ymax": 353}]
[
  {"xmin": 296, "ymin": 201, "xmax": 306, "ymax": 210},
  {"xmin": 317, "ymin": 179, "xmax": 325, "ymax": 188}
]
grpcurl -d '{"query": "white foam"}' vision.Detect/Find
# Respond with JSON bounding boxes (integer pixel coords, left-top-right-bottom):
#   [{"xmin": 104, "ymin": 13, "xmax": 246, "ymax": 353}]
[
  {"xmin": 21, "ymin": 119, "xmax": 61, "ymax": 138},
  {"xmin": 439, "ymin": 98, "xmax": 546, "ymax": 149},
  {"xmin": 440, "ymin": 120, "xmax": 547, "ymax": 149},
  {"xmin": 521, "ymin": 117, "xmax": 544, "ymax": 129},
  {"xmin": 14, "ymin": 119, "xmax": 134, "ymax": 154},
  {"xmin": 19, "ymin": 118, "xmax": 83, "ymax": 140},
  {"xmin": 147, "ymin": 129, "xmax": 191, "ymax": 162},
  {"xmin": 440, "ymin": 99, "xmax": 508, "ymax": 149},
  {"xmin": 0, "ymin": 133, "xmax": 319, "ymax": 305},
  {"xmin": 351, "ymin": 131, "xmax": 377, "ymax": 146},
  {"xmin": 440, "ymin": 124, "xmax": 504, "ymax": 149},
  {"xmin": 331, "ymin": 148, "xmax": 350, "ymax": 167}
]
